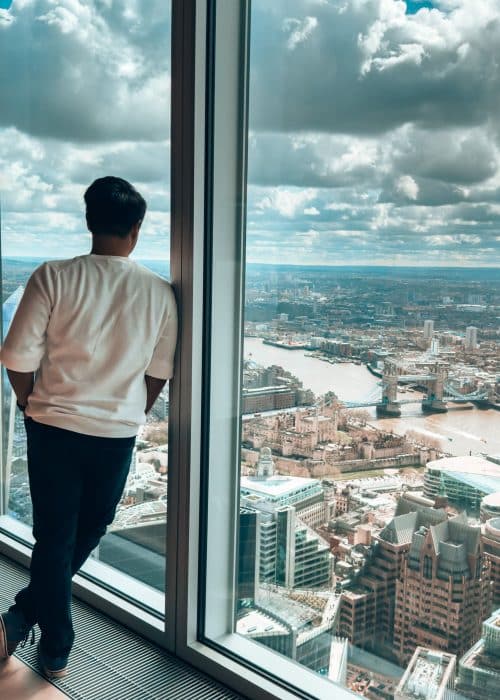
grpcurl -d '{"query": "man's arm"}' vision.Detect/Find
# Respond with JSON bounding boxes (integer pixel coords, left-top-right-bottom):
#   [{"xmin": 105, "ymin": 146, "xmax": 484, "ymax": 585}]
[
  {"xmin": 6, "ymin": 369, "xmax": 34, "ymax": 408},
  {"xmin": 0, "ymin": 263, "xmax": 53, "ymax": 378},
  {"xmin": 145, "ymin": 375, "xmax": 167, "ymax": 414}
]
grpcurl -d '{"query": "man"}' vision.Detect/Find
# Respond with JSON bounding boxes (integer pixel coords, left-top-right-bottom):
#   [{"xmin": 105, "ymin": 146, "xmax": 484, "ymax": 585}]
[{"xmin": 0, "ymin": 176, "xmax": 177, "ymax": 678}]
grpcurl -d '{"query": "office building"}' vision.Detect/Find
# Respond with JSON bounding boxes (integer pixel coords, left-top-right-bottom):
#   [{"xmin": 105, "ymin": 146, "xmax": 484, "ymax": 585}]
[
  {"xmin": 423, "ymin": 320, "xmax": 434, "ymax": 340},
  {"xmin": 339, "ymin": 501, "xmax": 491, "ymax": 668},
  {"xmin": 239, "ymin": 448, "xmax": 333, "ymax": 592},
  {"xmin": 242, "ymin": 385, "xmax": 296, "ymax": 413},
  {"xmin": 338, "ymin": 502, "xmax": 447, "ymax": 658},
  {"xmin": 237, "ymin": 587, "xmax": 339, "ymax": 674},
  {"xmin": 480, "ymin": 492, "xmax": 500, "ymax": 522},
  {"xmin": 1, "ymin": 287, "xmax": 25, "ymax": 484},
  {"xmin": 240, "ymin": 505, "xmax": 333, "ymax": 591},
  {"xmin": 465, "ymin": 326, "xmax": 478, "ymax": 351},
  {"xmin": 394, "ymin": 512, "xmax": 490, "ymax": 665},
  {"xmin": 238, "ymin": 508, "xmax": 260, "ymax": 602},
  {"xmin": 241, "ymin": 446, "xmax": 333, "ymax": 527},
  {"xmin": 457, "ymin": 608, "xmax": 500, "ymax": 699},
  {"xmin": 424, "ymin": 456, "xmax": 500, "ymax": 512},
  {"xmin": 395, "ymin": 647, "xmax": 456, "ymax": 700},
  {"xmin": 481, "ymin": 518, "xmax": 500, "ymax": 608}
]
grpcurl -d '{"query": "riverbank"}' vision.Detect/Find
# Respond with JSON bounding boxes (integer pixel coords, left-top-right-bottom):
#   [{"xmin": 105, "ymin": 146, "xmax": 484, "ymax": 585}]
[{"xmin": 244, "ymin": 337, "xmax": 500, "ymax": 457}]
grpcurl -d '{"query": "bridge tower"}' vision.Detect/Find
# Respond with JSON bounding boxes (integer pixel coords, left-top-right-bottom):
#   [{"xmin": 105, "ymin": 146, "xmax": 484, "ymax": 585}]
[
  {"xmin": 377, "ymin": 362, "xmax": 401, "ymax": 417},
  {"xmin": 422, "ymin": 364, "xmax": 448, "ymax": 413}
]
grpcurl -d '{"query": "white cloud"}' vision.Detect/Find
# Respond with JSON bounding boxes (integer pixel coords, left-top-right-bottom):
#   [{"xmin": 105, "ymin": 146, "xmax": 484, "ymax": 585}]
[
  {"xmin": 1, "ymin": 0, "xmax": 170, "ymax": 142},
  {"xmin": 396, "ymin": 175, "xmax": 419, "ymax": 200},
  {"xmin": 256, "ymin": 188, "xmax": 317, "ymax": 218},
  {"xmin": 284, "ymin": 15, "xmax": 318, "ymax": 50},
  {"xmin": 2, "ymin": 0, "xmax": 500, "ymax": 264}
]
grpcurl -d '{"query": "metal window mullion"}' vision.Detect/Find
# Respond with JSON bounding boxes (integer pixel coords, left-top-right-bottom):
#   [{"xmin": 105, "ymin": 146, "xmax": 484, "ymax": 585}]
[
  {"xmin": 200, "ymin": 0, "xmax": 250, "ymax": 642},
  {"xmin": 168, "ymin": 0, "xmax": 198, "ymax": 654}
]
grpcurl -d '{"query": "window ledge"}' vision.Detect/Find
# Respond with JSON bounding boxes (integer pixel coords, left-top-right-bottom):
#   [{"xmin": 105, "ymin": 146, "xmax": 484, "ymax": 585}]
[{"xmin": 184, "ymin": 633, "xmax": 358, "ymax": 700}]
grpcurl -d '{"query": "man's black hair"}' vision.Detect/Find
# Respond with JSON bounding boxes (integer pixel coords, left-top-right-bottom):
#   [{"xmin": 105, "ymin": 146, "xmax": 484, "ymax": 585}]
[{"xmin": 84, "ymin": 176, "xmax": 147, "ymax": 238}]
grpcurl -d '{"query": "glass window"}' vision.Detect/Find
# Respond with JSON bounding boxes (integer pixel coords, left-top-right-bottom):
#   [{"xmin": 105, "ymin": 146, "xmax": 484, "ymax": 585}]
[
  {"xmin": 0, "ymin": 0, "xmax": 171, "ymax": 614},
  {"xmin": 202, "ymin": 1, "xmax": 500, "ymax": 698}
]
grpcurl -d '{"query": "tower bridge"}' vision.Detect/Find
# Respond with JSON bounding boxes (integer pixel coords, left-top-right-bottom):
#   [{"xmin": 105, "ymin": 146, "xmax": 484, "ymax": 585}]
[{"xmin": 343, "ymin": 363, "xmax": 489, "ymax": 417}]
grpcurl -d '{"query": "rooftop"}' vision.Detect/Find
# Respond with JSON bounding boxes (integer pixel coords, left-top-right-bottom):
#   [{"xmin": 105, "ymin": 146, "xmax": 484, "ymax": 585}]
[
  {"xmin": 397, "ymin": 647, "xmax": 456, "ymax": 700},
  {"xmin": 236, "ymin": 609, "xmax": 288, "ymax": 638},
  {"xmin": 482, "ymin": 492, "xmax": 500, "ymax": 507},
  {"xmin": 460, "ymin": 639, "xmax": 500, "ymax": 673},
  {"xmin": 240, "ymin": 474, "xmax": 321, "ymax": 500},
  {"xmin": 256, "ymin": 587, "xmax": 323, "ymax": 630},
  {"xmin": 427, "ymin": 456, "xmax": 500, "ymax": 495}
]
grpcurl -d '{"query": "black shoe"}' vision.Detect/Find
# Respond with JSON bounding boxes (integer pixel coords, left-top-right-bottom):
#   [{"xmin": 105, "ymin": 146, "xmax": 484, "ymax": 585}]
[
  {"xmin": 0, "ymin": 610, "xmax": 35, "ymax": 659},
  {"xmin": 38, "ymin": 642, "xmax": 69, "ymax": 679}
]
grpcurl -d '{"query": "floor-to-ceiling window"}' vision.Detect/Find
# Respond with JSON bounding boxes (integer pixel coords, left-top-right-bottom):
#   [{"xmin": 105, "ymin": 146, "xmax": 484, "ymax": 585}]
[
  {"xmin": 201, "ymin": 1, "xmax": 500, "ymax": 699},
  {"xmin": 0, "ymin": 0, "xmax": 171, "ymax": 614}
]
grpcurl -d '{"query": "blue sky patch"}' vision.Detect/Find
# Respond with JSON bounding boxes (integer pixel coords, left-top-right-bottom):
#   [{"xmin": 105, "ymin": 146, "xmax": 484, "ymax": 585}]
[
  {"xmin": 405, "ymin": 1, "xmax": 434, "ymax": 14},
  {"xmin": 0, "ymin": 0, "xmax": 13, "ymax": 9}
]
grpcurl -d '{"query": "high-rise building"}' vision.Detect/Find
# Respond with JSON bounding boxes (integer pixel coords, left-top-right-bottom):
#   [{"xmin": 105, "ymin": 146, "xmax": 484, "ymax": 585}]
[
  {"xmin": 239, "ymin": 448, "xmax": 333, "ymax": 593},
  {"xmin": 457, "ymin": 608, "xmax": 500, "ymax": 699},
  {"xmin": 243, "ymin": 505, "xmax": 333, "ymax": 591},
  {"xmin": 394, "ymin": 512, "xmax": 491, "ymax": 665},
  {"xmin": 395, "ymin": 647, "xmax": 456, "ymax": 700},
  {"xmin": 481, "ymin": 518, "xmax": 500, "ymax": 609},
  {"xmin": 241, "ymin": 446, "xmax": 333, "ymax": 528},
  {"xmin": 338, "ymin": 500, "xmax": 447, "ymax": 658},
  {"xmin": 424, "ymin": 456, "xmax": 500, "ymax": 513},
  {"xmin": 430, "ymin": 337, "xmax": 440, "ymax": 355},
  {"xmin": 339, "ymin": 500, "xmax": 491, "ymax": 668},
  {"xmin": 465, "ymin": 325, "xmax": 478, "ymax": 350},
  {"xmin": 238, "ymin": 508, "xmax": 260, "ymax": 603},
  {"xmin": 237, "ymin": 587, "xmax": 339, "ymax": 674},
  {"xmin": 423, "ymin": 319, "xmax": 434, "ymax": 340},
  {"xmin": 1, "ymin": 286, "xmax": 25, "ymax": 513}
]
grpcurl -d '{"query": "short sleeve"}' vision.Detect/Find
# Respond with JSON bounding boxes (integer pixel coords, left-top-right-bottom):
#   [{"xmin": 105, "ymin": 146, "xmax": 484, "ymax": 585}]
[
  {"xmin": 0, "ymin": 263, "xmax": 54, "ymax": 372},
  {"xmin": 145, "ymin": 284, "xmax": 178, "ymax": 380}
]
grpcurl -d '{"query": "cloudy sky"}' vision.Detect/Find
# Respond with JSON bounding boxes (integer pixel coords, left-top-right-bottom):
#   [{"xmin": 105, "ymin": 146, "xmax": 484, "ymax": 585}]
[{"xmin": 1, "ymin": 0, "xmax": 500, "ymax": 266}]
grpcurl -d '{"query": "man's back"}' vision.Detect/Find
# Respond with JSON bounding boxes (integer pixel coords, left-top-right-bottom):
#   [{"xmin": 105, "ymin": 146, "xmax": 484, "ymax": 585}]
[
  {"xmin": 1, "ymin": 253, "xmax": 177, "ymax": 437},
  {"xmin": 0, "ymin": 176, "xmax": 178, "ymax": 678}
]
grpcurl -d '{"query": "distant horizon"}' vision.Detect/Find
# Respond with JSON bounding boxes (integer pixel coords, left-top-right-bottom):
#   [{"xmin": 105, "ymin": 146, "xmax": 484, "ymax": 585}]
[{"xmin": 3, "ymin": 256, "xmax": 499, "ymax": 271}]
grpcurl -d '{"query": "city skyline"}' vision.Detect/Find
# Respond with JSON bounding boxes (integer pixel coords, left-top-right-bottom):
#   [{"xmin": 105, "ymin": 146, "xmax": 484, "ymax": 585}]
[{"xmin": 1, "ymin": 1, "xmax": 500, "ymax": 265}]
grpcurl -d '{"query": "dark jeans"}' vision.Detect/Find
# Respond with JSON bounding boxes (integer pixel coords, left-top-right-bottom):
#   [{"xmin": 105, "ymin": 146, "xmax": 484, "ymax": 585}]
[{"xmin": 10, "ymin": 418, "xmax": 135, "ymax": 658}]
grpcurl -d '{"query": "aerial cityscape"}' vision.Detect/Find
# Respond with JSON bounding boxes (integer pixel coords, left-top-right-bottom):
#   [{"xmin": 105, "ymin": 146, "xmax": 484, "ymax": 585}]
[
  {"xmin": 236, "ymin": 263, "xmax": 500, "ymax": 699},
  {"xmin": 2, "ymin": 257, "xmax": 499, "ymax": 698}
]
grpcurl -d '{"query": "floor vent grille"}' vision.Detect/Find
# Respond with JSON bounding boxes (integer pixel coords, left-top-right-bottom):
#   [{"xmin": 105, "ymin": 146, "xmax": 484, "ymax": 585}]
[{"xmin": 0, "ymin": 556, "xmax": 244, "ymax": 700}]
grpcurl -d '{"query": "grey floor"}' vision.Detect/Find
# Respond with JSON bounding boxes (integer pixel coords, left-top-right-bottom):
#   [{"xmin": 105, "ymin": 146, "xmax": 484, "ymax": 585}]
[{"xmin": 0, "ymin": 555, "xmax": 245, "ymax": 700}]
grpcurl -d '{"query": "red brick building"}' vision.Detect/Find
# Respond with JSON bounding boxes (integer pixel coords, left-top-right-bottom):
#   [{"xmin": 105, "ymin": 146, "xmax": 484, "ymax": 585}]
[{"xmin": 393, "ymin": 512, "xmax": 491, "ymax": 665}]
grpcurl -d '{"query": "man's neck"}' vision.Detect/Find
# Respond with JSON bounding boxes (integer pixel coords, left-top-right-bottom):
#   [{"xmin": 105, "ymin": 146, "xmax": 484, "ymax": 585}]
[{"xmin": 90, "ymin": 236, "xmax": 131, "ymax": 257}]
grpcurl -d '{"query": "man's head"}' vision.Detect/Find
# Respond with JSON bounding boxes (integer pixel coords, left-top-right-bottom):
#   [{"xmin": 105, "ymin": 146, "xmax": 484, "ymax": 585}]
[{"xmin": 84, "ymin": 176, "xmax": 147, "ymax": 241}]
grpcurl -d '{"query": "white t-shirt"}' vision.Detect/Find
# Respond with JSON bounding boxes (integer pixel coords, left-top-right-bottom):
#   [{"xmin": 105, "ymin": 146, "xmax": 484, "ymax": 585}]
[{"xmin": 0, "ymin": 254, "xmax": 177, "ymax": 437}]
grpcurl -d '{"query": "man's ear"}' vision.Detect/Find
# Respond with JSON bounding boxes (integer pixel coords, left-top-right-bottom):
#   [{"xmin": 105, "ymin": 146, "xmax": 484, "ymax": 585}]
[
  {"xmin": 131, "ymin": 220, "xmax": 142, "ymax": 240},
  {"xmin": 129, "ymin": 221, "xmax": 141, "ymax": 251}
]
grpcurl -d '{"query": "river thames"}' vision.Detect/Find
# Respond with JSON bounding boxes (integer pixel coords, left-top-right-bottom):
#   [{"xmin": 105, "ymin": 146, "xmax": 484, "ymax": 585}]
[{"xmin": 244, "ymin": 337, "xmax": 500, "ymax": 459}]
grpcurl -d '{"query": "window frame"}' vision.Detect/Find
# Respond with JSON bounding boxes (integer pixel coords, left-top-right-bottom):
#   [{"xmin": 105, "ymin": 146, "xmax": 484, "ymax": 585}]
[{"xmin": 177, "ymin": 2, "xmax": 358, "ymax": 698}]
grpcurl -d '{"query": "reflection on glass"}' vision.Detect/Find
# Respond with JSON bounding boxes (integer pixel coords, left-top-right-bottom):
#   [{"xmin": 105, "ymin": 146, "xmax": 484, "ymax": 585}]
[
  {"xmin": 95, "ymin": 260, "xmax": 171, "ymax": 594},
  {"xmin": 0, "ymin": 0, "xmax": 171, "ymax": 603},
  {"xmin": 236, "ymin": 1, "xmax": 500, "ymax": 698}
]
